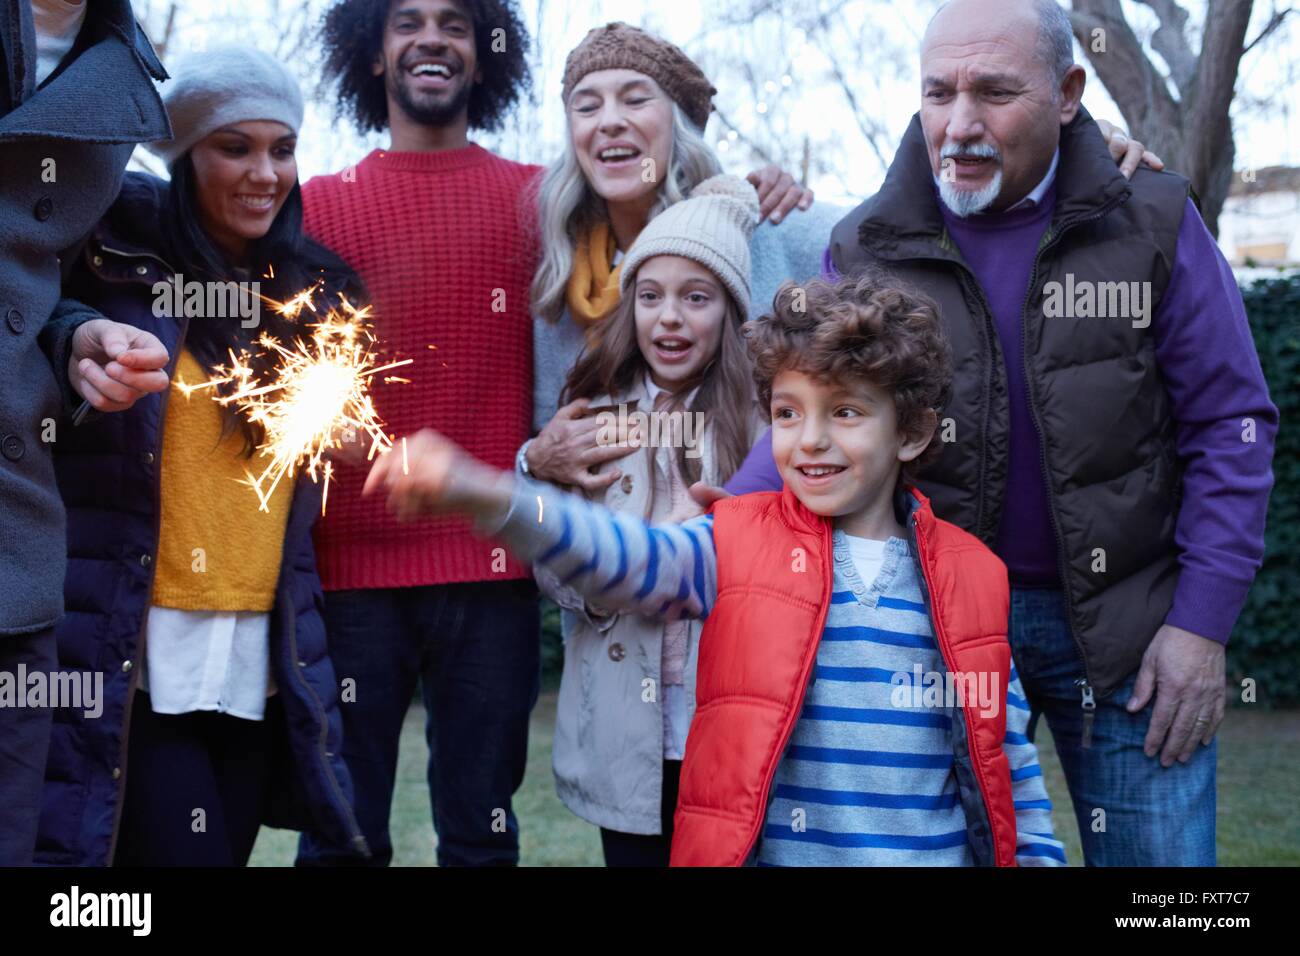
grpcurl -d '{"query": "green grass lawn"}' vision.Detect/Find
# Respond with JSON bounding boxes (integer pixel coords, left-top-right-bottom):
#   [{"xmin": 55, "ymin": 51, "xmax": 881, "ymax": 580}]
[{"xmin": 250, "ymin": 692, "xmax": 1300, "ymax": 867}]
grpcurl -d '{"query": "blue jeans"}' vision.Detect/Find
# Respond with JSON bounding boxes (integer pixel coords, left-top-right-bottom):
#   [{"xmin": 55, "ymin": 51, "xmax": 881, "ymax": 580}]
[
  {"xmin": 1008, "ymin": 588, "xmax": 1216, "ymax": 866},
  {"xmin": 296, "ymin": 579, "xmax": 540, "ymax": 867}
]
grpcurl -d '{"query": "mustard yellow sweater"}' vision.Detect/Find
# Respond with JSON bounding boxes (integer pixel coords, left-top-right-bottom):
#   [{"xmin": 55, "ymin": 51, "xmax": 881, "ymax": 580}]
[{"xmin": 151, "ymin": 350, "xmax": 292, "ymax": 611}]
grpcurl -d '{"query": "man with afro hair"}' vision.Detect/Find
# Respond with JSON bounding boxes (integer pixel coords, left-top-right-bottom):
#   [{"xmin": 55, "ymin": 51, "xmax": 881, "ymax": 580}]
[{"xmin": 295, "ymin": 0, "xmax": 541, "ymax": 868}]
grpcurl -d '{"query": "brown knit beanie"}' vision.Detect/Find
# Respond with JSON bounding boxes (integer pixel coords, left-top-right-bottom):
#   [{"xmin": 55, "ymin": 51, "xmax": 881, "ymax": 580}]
[{"xmin": 561, "ymin": 22, "xmax": 717, "ymax": 131}]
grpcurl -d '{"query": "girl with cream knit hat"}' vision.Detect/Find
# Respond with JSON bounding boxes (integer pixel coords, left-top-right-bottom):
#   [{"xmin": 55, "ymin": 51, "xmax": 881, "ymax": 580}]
[{"xmin": 530, "ymin": 174, "xmax": 767, "ymax": 865}]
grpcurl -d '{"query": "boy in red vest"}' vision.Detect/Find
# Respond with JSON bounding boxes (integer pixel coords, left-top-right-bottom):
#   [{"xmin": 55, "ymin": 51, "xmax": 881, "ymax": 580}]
[{"xmin": 369, "ymin": 275, "xmax": 1065, "ymax": 866}]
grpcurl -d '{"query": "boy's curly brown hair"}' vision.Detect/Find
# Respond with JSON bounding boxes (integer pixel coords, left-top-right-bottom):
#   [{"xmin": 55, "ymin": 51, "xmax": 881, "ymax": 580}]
[{"xmin": 743, "ymin": 273, "xmax": 954, "ymax": 479}]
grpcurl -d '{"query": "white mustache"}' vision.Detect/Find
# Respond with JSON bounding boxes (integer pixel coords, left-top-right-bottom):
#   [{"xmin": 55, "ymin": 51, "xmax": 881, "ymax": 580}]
[{"xmin": 941, "ymin": 142, "xmax": 1002, "ymax": 164}]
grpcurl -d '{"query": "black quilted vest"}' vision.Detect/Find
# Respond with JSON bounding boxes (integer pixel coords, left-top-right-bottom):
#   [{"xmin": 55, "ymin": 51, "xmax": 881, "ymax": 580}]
[{"xmin": 831, "ymin": 109, "xmax": 1191, "ymax": 699}]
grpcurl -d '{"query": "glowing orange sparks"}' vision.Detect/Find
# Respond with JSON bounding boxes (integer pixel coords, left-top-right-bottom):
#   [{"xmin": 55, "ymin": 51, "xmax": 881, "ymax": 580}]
[{"xmin": 176, "ymin": 292, "xmax": 411, "ymax": 514}]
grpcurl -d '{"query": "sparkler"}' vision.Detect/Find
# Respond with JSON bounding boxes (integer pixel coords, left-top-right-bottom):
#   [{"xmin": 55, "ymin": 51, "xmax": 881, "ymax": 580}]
[{"xmin": 175, "ymin": 288, "xmax": 412, "ymax": 515}]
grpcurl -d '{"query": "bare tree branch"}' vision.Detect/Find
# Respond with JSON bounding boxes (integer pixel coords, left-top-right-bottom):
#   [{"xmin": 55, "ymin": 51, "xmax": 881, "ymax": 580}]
[
  {"xmin": 1070, "ymin": 0, "xmax": 1181, "ymax": 134},
  {"xmin": 806, "ymin": 8, "xmax": 895, "ymax": 174},
  {"xmin": 1134, "ymin": 0, "xmax": 1197, "ymax": 92},
  {"xmin": 1242, "ymin": 6, "xmax": 1292, "ymax": 55},
  {"xmin": 710, "ymin": 105, "xmax": 777, "ymax": 165}
]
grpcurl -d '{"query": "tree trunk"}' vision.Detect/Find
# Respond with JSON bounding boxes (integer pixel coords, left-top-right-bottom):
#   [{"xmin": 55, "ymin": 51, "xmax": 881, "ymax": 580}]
[{"xmin": 1070, "ymin": 0, "xmax": 1255, "ymax": 237}]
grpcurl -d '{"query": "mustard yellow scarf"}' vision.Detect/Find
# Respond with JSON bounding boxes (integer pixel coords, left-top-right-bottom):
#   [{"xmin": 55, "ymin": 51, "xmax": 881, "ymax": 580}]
[{"xmin": 566, "ymin": 221, "xmax": 624, "ymax": 330}]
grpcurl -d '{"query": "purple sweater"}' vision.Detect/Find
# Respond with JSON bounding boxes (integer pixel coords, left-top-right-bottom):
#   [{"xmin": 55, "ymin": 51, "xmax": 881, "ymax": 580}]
[{"xmin": 727, "ymin": 195, "xmax": 1277, "ymax": 645}]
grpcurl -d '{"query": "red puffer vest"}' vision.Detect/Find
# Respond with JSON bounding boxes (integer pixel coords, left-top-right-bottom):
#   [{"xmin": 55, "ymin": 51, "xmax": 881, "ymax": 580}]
[{"xmin": 669, "ymin": 485, "xmax": 1018, "ymax": 867}]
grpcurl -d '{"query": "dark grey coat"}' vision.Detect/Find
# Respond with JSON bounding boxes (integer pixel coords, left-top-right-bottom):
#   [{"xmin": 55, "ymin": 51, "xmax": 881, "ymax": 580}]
[{"xmin": 0, "ymin": 0, "xmax": 170, "ymax": 635}]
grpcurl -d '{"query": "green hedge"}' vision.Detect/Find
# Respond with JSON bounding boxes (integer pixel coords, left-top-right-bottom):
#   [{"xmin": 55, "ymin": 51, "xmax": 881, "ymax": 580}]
[
  {"xmin": 1230, "ymin": 274, "xmax": 1299, "ymax": 708},
  {"xmin": 537, "ymin": 274, "xmax": 1299, "ymax": 704}
]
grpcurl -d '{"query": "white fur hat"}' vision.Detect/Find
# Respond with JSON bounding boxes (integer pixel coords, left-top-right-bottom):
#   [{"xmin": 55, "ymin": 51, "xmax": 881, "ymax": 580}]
[{"xmin": 149, "ymin": 45, "xmax": 304, "ymax": 167}]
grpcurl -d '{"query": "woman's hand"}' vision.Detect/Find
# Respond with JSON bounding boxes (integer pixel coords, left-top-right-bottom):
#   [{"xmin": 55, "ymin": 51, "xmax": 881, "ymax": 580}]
[
  {"xmin": 527, "ymin": 398, "xmax": 638, "ymax": 491},
  {"xmin": 746, "ymin": 164, "xmax": 814, "ymax": 223},
  {"xmin": 1096, "ymin": 118, "xmax": 1165, "ymax": 179},
  {"xmin": 69, "ymin": 319, "xmax": 170, "ymax": 412},
  {"xmin": 363, "ymin": 429, "xmax": 514, "ymax": 522}
]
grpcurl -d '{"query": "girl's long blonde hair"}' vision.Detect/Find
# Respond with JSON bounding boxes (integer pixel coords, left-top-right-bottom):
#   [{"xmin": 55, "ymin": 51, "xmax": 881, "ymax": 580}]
[{"xmin": 529, "ymin": 102, "xmax": 723, "ymax": 324}]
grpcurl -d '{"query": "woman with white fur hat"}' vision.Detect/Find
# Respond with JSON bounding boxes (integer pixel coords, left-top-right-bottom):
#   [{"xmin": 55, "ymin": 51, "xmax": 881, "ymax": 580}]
[{"xmin": 36, "ymin": 45, "xmax": 370, "ymax": 866}]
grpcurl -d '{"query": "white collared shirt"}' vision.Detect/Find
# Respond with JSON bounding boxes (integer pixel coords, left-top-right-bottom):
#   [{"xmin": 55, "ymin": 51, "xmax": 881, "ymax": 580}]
[
  {"xmin": 1006, "ymin": 147, "xmax": 1060, "ymax": 211},
  {"xmin": 31, "ymin": 0, "xmax": 86, "ymax": 85},
  {"xmin": 140, "ymin": 608, "xmax": 276, "ymax": 721}
]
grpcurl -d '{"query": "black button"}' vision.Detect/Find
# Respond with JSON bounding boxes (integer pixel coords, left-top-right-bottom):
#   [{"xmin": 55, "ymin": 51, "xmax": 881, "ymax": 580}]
[
  {"xmin": 34, "ymin": 196, "xmax": 53, "ymax": 221},
  {"xmin": 2, "ymin": 435, "xmax": 25, "ymax": 462},
  {"xmin": 5, "ymin": 309, "xmax": 22, "ymax": 334}
]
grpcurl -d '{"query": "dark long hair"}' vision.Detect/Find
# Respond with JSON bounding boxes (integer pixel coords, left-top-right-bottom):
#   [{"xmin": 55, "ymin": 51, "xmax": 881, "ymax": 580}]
[
  {"xmin": 560, "ymin": 284, "xmax": 757, "ymax": 512},
  {"xmin": 160, "ymin": 154, "xmax": 369, "ymax": 456}
]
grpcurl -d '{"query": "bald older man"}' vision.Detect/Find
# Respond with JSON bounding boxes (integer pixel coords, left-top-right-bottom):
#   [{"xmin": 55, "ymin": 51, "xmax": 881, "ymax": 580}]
[{"xmin": 726, "ymin": 0, "xmax": 1277, "ymax": 865}]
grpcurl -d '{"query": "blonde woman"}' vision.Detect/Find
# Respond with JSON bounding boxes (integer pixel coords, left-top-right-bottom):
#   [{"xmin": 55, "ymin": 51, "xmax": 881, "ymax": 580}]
[{"xmin": 522, "ymin": 22, "xmax": 840, "ymax": 492}]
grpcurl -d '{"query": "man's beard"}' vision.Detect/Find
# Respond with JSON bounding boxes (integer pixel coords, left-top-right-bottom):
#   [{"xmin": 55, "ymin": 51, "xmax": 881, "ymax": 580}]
[
  {"xmin": 937, "ymin": 142, "xmax": 1003, "ymax": 217},
  {"xmin": 387, "ymin": 68, "xmax": 473, "ymax": 129}
]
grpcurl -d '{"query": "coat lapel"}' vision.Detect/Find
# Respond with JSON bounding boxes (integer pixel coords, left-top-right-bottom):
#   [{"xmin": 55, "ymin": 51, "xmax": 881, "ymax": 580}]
[{"xmin": 0, "ymin": 0, "xmax": 169, "ymax": 145}]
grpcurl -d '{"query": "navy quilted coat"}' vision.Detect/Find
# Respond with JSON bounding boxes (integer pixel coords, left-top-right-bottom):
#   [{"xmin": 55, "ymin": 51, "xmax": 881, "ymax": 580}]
[{"xmin": 35, "ymin": 174, "xmax": 368, "ymax": 865}]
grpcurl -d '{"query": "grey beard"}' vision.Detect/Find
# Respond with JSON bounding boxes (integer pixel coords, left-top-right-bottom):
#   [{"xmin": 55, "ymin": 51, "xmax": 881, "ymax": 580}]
[{"xmin": 937, "ymin": 167, "xmax": 1004, "ymax": 217}]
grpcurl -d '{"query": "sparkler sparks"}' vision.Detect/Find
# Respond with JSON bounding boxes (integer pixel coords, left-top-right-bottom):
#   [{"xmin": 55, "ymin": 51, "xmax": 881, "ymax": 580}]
[{"xmin": 175, "ymin": 291, "xmax": 412, "ymax": 515}]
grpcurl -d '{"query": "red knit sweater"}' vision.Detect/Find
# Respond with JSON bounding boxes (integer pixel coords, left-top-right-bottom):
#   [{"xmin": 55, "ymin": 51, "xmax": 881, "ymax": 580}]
[{"xmin": 302, "ymin": 145, "xmax": 541, "ymax": 590}]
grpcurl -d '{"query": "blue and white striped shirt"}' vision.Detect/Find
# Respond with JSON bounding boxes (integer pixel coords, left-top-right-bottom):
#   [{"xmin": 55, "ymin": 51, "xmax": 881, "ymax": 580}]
[{"xmin": 491, "ymin": 480, "xmax": 1067, "ymax": 866}]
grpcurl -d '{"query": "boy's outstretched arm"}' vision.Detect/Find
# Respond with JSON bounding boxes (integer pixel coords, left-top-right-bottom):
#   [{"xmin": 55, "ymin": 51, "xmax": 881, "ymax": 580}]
[
  {"xmin": 367, "ymin": 429, "xmax": 719, "ymax": 621},
  {"xmin": 1002, "ymin": 669, "xmax": 1068, "ymax": 866}
]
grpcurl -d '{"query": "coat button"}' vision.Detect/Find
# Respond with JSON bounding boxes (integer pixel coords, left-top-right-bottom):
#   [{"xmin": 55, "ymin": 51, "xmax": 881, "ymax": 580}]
[
  {"xmin": 135, "ymin": 265, "xmax": 149, "ymax": 276},
  {"xmin": 620, "ymin": 474, "xmax": 634, "ymax": 494},
  {"xmin": 112, "ymin": 767, "xmax": 121, "ymax": 780},
  {"xmin": 608, "ymin": 642, "xmax": 626, "ymax": 662},
  {"xmin": 142, "ymin": 451, "xmax": 155, "ymax": 465},
  {"xmin": 139, "ymin": 553, "xmax": 152, "ymax": 567},
  {"xmin": 92, "ymin": 255, "xmax": 104, "ymax": 266},
  {"xmin": 34, "ymin": 196, "xmax": 53, "ymax": 221},
  {"xmin": 1, "ymin": 435, "xmax": 24, "ymax": 461},
  {"xmin": 122, "ymin": 660, "xmax": 133, "ymax": 672},
  {"xmin": 5, "ymin": 309, "xmax": 23, "ymax": 334}
]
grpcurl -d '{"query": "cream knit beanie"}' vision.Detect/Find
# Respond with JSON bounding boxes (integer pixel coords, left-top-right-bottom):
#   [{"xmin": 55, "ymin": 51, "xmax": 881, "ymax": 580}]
[{"xmin": 619, "ymin": 175, "xmax": 759, "ymax": 315}]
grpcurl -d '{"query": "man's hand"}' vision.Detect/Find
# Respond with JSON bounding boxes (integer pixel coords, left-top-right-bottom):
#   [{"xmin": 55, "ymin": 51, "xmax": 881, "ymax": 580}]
[
  {"xmin": 1095, "ymin": 117, "xmax": 1166, "ymax": 180},
  {"xmin": 69, "ymin": 319, "xmax": 170, "ymax": 412},
  {"xmin": 746, "ymin": 164, "xmax": 814, "ymax": 223},
  {"xmin": 363, "ymin": 428, "xmax": 514, "ymax": 522},
  {"xmin": 1127, "ymin": 624, "xmax": 1227, "ymax": 767},
  {"xmin": 527, "ymin": 398, "xmax": 638, "ymax": 491}
]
